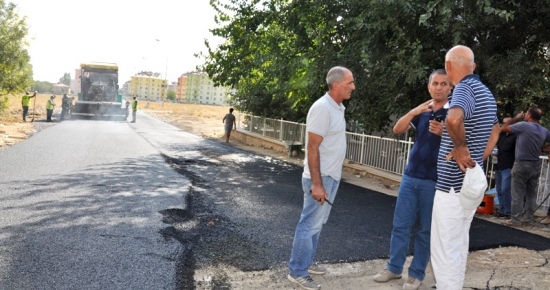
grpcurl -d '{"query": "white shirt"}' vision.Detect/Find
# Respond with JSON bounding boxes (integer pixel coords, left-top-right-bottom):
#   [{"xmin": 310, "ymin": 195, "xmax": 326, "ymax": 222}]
[{"xmin": 303, "ymin": 93, "xmax": 347, "ymax": 181}]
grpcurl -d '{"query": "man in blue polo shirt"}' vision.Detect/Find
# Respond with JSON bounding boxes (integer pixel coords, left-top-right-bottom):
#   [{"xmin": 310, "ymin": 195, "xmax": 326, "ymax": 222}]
[
  {"xmin": 431, "ymin": 45, "xmax": 500, "ymax": 290},
  {"xmin": 373, "ymin": 69, "xmax": 450, "ymax": 290}
]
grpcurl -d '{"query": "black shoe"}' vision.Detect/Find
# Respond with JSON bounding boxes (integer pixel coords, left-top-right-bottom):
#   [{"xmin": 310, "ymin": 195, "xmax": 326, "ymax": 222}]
[{"xmin": 493, "ymin": 212, "xmax": 510, "ymax": 218}]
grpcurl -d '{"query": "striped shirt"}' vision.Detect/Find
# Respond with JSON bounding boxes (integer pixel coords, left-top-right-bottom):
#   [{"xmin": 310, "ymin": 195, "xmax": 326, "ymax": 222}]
[{"xmin": 436, "ymin": 74, "xmax": 497, "ymax": 193}]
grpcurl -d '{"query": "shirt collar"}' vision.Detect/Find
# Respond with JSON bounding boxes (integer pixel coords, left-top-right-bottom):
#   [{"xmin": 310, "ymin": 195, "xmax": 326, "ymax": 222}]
[
  {"xmin": 459, "ymin": 74, "xmax": 480, "ymax": 83},
  {"xmin": 324, "ymin": 93, "xmax": 346, "ymax": 111}
]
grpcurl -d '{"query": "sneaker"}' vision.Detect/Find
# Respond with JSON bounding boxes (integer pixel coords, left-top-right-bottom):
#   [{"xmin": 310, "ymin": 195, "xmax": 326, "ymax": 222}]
[
  {"xmin": 287, "ymin": 274, "xmax": 320, "ymax": 290},
  {"xmin": 403, "ymin": 276, "xmax": 422, "ymax": 290},
  {"xmin": 373, "ymin": 269, "xmax": 402, "ymax": 282},
  {"xmin": 540, "ymin": 216, "xmax": 550, "ymax": 224},
  {"xmin": 308, "ymin": 264, "xmax": 327, "ymax": 275}
]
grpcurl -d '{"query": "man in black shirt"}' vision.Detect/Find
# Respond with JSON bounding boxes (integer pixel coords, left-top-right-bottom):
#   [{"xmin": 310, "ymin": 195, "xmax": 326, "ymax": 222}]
[{"xmin": 494, "ymin": 117, "xmax": 517, "ymax": 218}]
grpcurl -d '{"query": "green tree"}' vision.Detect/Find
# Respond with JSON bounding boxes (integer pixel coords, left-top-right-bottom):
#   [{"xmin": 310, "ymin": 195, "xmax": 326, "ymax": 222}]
[
  {"xmin": 166, "ymin": 90, "xmax": 176, "ymax": 101},
  {"xmin": 203, "ymin": 0, "xmax": 550, "ymax": 132},
  {"xmin": 30, "ymin": 80, "xmax": 53, "ymax": 93},
  {"xmin": 0, "ymin": 0, "xmax": 32, "ymax": 112},
  {"xmin": 59, "ymin": 72, "xmax": 71, "ymax": 86}
]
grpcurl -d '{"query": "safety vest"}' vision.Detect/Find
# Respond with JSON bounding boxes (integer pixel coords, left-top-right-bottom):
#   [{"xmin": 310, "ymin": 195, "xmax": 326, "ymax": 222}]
[
  {"xmin": 132, "ymin": 99, "xmax": 138, "ymax": 110},
  {"xmin": 22, "ymin": 95, "xmax": 31, "ymax": 106},
  {"xmin": 46, "ymin": 99, "xmax": 54, "ymax": 110}
]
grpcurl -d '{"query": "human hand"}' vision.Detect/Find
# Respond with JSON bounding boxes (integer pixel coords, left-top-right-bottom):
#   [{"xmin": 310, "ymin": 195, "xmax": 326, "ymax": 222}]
[
  {"xmin": 411, "ymin": 100, "xmax": 433, "ymax": 116},
  {"xmin": 310, "ymin": 187, "xmax": 329, "ymax": 206},
  {"xmin": 446, "ymin": 145, "xmax": 475, "ymax": 172},
  {"xmin": 514, "ymin": 111, "xmax": 524, "ymax": 120},
  {"xmin": 429, "ymin": 119, "xmax": 444, "ymax": 136}
]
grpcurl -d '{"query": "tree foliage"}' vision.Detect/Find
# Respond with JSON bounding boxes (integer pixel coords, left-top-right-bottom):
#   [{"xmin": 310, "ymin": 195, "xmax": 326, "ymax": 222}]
[
  {"xmin": 166, "ymin": 90, "xmax": 176, "ymax": 100},
  {"xmin": 201, "ymin": 0, "xmax": 550, "ymax": 132},
  {"xmin": 30, "ymin": 80, "xmax": 53, "ymax": 93},
  {"xmin": 59, "ymin": 72, "xmax": 71, "ymax": 86},
  {"xmin": 0, "ymin": 1, "xmax": 32, "ymax": 97}
]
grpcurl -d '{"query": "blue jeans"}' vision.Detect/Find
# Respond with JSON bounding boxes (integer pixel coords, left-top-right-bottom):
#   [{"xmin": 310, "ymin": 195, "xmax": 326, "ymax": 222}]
[
  {"xmin": 289, "ymin": 176, "xmax": 339, "ymax": 277},
  {"xmin": 495, "ymin": 168, "xmax": 512, "ymax": 215},
  {"xmin": 387, "ymin": 174, "xmax": 435, "ymax": 281}
]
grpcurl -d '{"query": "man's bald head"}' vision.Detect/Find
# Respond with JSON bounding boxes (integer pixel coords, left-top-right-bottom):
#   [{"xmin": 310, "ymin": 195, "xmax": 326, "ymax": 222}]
[
  {"xmin": 444, "ymin": 45, "xmax": 477, "ymax": 86},
  {"xmin": 446, "ymin": 45, "xmax": 475, "ymax": 69}
]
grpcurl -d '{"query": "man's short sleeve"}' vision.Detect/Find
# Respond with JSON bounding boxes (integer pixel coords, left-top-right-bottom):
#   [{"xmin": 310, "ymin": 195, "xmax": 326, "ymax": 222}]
[
  {"xmin": 410, "ymin": 115, "xmax": 420, "ymax": 130},
  {"xmin": 509, "ymin": 122, "xmax": 526, "ymax": 134},
  {"xmin": 307, "ymin": 104, "xmax": 330, "ymax": 137},
  {"xmin": 450, "ymin": 84, "xmax": 476, "ymax": 119}
]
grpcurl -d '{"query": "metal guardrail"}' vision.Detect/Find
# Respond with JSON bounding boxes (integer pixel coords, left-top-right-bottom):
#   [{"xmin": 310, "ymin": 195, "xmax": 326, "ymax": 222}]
[{"xmin": 236, "ymin": 113, "xmax": 550, "ymax": 213}]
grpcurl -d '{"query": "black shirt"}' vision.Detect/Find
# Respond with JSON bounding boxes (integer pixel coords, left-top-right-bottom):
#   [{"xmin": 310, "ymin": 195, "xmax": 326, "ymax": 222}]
[{"xmin": 496, "ymin": 132, "xmax": 517, "ymax": 170}]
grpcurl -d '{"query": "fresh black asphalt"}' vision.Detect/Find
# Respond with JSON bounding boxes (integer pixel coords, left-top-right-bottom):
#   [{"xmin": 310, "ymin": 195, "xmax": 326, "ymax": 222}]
[{"xmin": 152, "ymin": 131, "xmax": 550, "ymax": 279}]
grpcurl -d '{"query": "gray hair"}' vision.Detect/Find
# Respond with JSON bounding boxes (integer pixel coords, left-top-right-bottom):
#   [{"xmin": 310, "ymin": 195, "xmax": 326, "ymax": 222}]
[
  {"xmin": 326, "ymin": 66, "xmax": 348, "ymax": 89},
  {"xmin": 429, "ymin": 69, "xmax": 447, "ymax": 83}
]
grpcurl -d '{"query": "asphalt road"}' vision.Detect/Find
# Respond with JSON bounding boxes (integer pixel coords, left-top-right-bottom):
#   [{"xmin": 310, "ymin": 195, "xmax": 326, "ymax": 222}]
[
  {"xmin": 1, "ymin": 112, "xmax": 549, "ymax": 290},
  {"xmin": 0, "ymin": 115, "xmax": 188, "ymax": 289}
]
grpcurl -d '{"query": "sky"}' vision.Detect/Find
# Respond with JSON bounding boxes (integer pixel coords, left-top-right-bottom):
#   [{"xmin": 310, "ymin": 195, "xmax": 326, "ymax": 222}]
[{"xmin": 10, "ymin": 0, "xmax": 224, "ymax": 84}]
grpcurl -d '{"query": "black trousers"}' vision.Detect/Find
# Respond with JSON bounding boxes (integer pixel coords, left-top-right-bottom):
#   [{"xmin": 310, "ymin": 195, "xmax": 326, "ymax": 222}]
[
  {"xmin": 22, "ymin": 106, "xmax": 29, "ymax": 121},
  {"xmin": 47, "ymin": 109, "xmax": 53, "ymax": 122},
  {"xmin": 60, "ymin": 108, "xmax": 68, "ymax": 121}
]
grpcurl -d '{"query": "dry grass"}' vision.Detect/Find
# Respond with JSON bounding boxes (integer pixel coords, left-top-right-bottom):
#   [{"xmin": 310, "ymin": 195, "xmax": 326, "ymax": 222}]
[
  {"xmin": 138, "ymin": 101, "xmax": 235, "ymax": 139},
  {"xmin": 1, "ymin": 93, "xmax": 54, "ymax": 123}
]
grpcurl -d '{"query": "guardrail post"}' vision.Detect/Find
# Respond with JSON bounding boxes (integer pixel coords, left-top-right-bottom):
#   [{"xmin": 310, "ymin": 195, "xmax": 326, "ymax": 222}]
[
  {"xmin": 250, "ymin": 115, "xmax": 254, "ymax": 132},
  {"xmin": 280, "ymin": 119, "xmax": 284, "ymax": 140},
  {"xmin": 262, "ymin": 118, "xmax": 265, "ymax": 136},
  {"xmin": 360, "ymin": 135, "xmax": 365, "ymax": 165}
]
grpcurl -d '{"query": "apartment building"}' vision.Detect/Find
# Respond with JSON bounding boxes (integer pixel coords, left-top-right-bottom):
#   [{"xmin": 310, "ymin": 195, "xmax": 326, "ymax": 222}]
[
  {"xmin": 129, "ymin": 75, "xmax": 167, "ymax": 101},
  {"xmin": 177, "ymin": 71, "xmax": 230, "ymax": 106}
]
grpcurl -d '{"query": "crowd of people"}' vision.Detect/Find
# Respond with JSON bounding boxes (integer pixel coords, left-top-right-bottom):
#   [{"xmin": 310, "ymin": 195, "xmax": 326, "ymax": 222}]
[{"xmin": 287, "ymin": 45, "xmax": 550, "ymax": 290}]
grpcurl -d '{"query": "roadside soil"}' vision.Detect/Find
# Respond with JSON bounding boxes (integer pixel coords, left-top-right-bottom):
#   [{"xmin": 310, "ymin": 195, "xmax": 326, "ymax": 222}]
[{"xmin": 2, "ymin": 98, "xmax": 550, "ymax": 289}]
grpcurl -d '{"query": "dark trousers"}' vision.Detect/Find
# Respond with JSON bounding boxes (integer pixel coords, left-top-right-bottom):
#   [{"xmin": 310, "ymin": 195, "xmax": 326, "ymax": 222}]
[
  {"xmin": 511, "ymin": 160, "xmax": 541, "ymax": 224},
  {"xmin": 46, "ymin": 109, "xmax": 53, "ymax": 122},
  {"xmin": 22, "ymin": 106, "xmax": 29, "ymax": 121},
  {"xmin": 60, "ymin": 108, "xmax": 68, "ymax": 121}
]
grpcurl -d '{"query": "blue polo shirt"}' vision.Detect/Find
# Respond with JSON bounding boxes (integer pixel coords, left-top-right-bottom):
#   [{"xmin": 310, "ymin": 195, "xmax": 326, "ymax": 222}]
[
  {"xmin": 404, "ymin": 103, "xmax": 449, "ymax": 182},
  {"xmin": 436, "ymin": 74, "xmax": 497, "ymax": 193}
]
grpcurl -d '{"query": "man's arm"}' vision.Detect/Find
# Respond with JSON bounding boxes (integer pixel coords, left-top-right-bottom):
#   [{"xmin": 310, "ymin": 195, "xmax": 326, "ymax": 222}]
[
  {"xmin": 222, "ymin": 115, "xmax": 226, "ymax": 123},
  {"xmin": 482, "ymin": 123, "xmax": 501, "ymax": 161},
  {"xmin": 445, "ymin": 107, "xmax": 475, "ymax": 172},
  {"xmin": 501, "ymin": 112, "xmax": 524, "ymax": 133},
  {"xmin": 307, "ymin": 132, "xmax": 329, "ymax": 205},
  {"xmin": 393, "ymin": 99, "xmax": 432, "ymax": 134}
]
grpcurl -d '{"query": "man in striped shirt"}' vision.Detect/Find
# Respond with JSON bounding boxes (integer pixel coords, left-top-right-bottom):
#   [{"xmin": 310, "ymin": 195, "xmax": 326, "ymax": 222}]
[{"xmin": 430, "ymin": 45, "xmax": 500, "ymax": 290}]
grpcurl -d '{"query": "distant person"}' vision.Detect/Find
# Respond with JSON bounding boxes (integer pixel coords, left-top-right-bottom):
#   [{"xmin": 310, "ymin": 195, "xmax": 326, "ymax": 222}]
[
  {"xmin": 373, "ymin": 69, "xmax": 451, "ymax": 290},
  {"xmin": 131, "ymin": 96, "xmax": 138, "ymax": 123},
  {"xmin": 222, "ymin": 108, "xmax": 236, "ymax": 143},
  {"xmin": 125, "ymin": 101, "xmax": 130, "ymax": 121},
  {"xmin": 21, "ymin": 91, "xmax": 36, "ymax": 122},
  {"xmin": 60, "ymin": 94, "xmax": 71, "ymax": 121},
  {"xmin": 288, "ymin": 66, "xmax": 355, "ymax": 290},
  {"xmin": 493, "ymin": 117, "xmax": 516, "ymax": 218},
  {"xmin": 431, "ymin": 45, "xmax": 500, "ymax": 289},
  {"xmin": 46, "ymin": 95, "xmax": 56, "ymax": 122},
  {"xmin": 501, "ymin": 107, "xmax": 550, "ymax": 227}
]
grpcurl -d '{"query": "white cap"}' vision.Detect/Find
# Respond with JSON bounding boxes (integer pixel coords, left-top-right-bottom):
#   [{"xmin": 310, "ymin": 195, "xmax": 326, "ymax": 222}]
[{"xmin": 460, "ymin": 163, "xmax": 487, "ymax": 210}]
